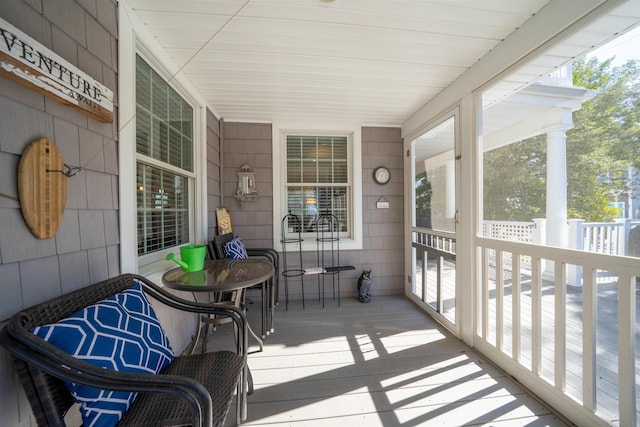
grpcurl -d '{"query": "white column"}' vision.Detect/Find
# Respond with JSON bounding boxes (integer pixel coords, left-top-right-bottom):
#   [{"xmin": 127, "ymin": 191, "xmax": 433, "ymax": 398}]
[
  {"xmin": 546, "ymin": 129, "xmax": 568, "ymax": 249},
  {"xmin": 567, "ymin": 219, "xmax": 584, "ymax": 285},
  {"xmin": 533, "ymin": 218, "xmax": 546, "ymax": 245}
]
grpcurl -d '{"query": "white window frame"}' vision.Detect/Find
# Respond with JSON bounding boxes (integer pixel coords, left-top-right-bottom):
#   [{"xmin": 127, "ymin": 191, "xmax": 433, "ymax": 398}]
[
  {"xmin": 119, "ymin": 3, "xmax": 207, "ymax": 276},
  {"xmin": 272, "ymin": 123, "xmax": 362, "ymax": 252}
]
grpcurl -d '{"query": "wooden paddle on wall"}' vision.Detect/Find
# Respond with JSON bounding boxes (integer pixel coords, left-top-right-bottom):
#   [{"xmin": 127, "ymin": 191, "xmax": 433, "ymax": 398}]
[{"xmin": 18, "ymin": 138, "xmax": 67, "ymax": 239}]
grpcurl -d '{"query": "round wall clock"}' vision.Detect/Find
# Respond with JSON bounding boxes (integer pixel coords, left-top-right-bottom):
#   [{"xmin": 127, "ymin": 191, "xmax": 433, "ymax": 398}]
[{"xmin": 373, "ymin": 166, "xmax": 390, "ymax": 185}]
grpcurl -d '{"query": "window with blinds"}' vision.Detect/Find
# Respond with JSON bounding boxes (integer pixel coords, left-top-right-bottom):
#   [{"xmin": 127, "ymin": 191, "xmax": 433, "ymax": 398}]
[
  {"xmin": 136, "ymin": 55, "xmax": 193, "ymax": 256},
  {"xmin": 286, "ymin": 135, "xmax": 350, "ymax": 234}
]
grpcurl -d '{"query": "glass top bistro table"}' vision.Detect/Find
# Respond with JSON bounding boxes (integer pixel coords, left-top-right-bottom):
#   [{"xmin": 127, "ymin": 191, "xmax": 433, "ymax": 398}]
[{"xmin": 162, "ymin": 258, "xmax": 275, "ymax": 353}]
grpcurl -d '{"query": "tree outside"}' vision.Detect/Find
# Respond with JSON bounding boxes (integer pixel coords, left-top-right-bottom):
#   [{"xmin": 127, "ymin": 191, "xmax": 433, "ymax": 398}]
[{"xmin": 483, "ymin": 56, "xmax": 640, "ymax": 222}]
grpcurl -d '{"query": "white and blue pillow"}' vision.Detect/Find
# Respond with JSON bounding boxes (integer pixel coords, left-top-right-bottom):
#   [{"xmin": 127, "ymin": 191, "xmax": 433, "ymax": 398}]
[
  {"xmin": 224, "ymin": 236, "xmax": 249, "ymax": 259},
  {"xmin": 31, "ymin": 281, "xmax": 174, "ymax": 427}
]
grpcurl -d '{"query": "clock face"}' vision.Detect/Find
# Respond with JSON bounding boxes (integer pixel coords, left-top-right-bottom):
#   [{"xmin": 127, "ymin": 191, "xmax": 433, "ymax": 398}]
[{"xmin": 374, "ymin": 167, "xmax": 390, "ymax": 185}]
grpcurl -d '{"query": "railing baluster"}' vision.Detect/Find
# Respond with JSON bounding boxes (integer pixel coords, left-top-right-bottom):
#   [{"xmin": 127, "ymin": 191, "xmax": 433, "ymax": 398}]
[
  {"xmin": 531, "ymin": 256, "xmax": 542, "ymax": 376},
  {"xmin": 496, "ymin": 250, "xmax": 504, "ymax": 351},
  {"xmin": 512, "ymin": 253, "xmax": 521, "ymax": 363},
  {"xmin": 585, "ymin": 226, "xmax": 593, "ymax": 252},
  {"xmin": 618, "ymin": 274, "xmax": 636, "ymax": 426},
  {"xmin": 598, "ymin": 226, "xmax": 603, "ymax": 252},
  {"xmin": 583, "ymin": 266, "xmax": 597, "ymax": 412},
  {"xmin": 554, "ymin": 260, "xmax": 567, "ymax": 392},
  {"xmin": 422, "ymin": 248, "xmax": 427, "ymax": 304},
  {"xmin": 482, "ymin": 247, "xmax": 489, "ymax": 340},
  {"xmin": 475, "ymin": 233, "xmax": 640, "ymax": 425},
  {"xmin": 436, "ymin": 254, "xmax": 443, "ymax": 312}
]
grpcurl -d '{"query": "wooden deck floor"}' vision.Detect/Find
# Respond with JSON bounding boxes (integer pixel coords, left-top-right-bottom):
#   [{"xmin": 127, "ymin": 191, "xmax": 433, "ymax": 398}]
[{"xmin": 203, "ymin": 294, "xmax": 572, "ymax": 426}]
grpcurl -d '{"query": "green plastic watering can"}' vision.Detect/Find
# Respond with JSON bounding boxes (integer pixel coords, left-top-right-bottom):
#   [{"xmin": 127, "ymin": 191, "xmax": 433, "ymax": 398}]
[{"xmin": 166, "ymin": 245, "xmax": 206, "ymax": 272}]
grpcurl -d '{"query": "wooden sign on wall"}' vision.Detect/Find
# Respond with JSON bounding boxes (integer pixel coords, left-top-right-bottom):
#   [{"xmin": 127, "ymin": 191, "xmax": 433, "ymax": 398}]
[{"xmin": 0, "ymin": 17, "xmax": 113, "ymax": 123}]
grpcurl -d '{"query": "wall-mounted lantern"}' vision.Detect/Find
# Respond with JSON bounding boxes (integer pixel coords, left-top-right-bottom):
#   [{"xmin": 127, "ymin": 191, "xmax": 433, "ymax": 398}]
[{"xmin": 234, "ymin": 163, "xmax": 258, "ymax": 204}]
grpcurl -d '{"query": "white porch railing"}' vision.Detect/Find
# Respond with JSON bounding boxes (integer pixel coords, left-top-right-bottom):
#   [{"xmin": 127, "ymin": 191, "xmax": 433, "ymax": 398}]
[
  {"xmin": 482, "ymin": 218, "xmax": 640, "ymax": 256},
  {"xmin": 476, "ymin": 237, "xmax": 640, "ymax": 426},
  {"xmin": 569, "ymin": 218, "xmax": 640, "ymax": 255},
  {"xmin": 414, "ymin": 222, "xmax": 639, "ymax": 425},
  {"xmin": 482, "ymin": 218, "xmax": 640, "ymax": 286}
]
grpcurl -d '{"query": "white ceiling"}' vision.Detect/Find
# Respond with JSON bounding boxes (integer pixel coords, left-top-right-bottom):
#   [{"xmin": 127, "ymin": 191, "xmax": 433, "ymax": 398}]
[
  {"xmin": 126, "ymin": 0, "xmax": 553, "ymax": 126},
  {"xmin": 126, "ymin": 0, "xmax": 639, "ymax": 130},
  {"xmin": 410, "ymin": 0, "xmax": 640, "ymax": 159}
]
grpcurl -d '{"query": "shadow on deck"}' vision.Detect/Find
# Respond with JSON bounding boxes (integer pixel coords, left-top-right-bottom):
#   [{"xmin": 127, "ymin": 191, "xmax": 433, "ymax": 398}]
[{"xmin": 201, "ymin": 293, "xmax": 573, "ymax": 426}]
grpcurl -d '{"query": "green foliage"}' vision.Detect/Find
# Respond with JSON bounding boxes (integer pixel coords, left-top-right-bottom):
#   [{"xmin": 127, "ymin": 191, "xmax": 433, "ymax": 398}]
[
  {"xmin": 483, "ymin": 135, "xmax": 546, "ymax": 221},
  {"xmin": 415, "ymin": 171, "xmax": 431, "ymax": 227},
  {"xmin": 568, "ymin": 57, "xmax": 640, "ymax": 220},
  {"xmin": 483, "ymin": 55, "xmax": 640, "ymax": 222}
]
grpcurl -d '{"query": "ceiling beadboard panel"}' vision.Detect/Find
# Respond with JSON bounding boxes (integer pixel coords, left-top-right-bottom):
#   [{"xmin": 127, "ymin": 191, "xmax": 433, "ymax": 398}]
[
  {"xmin": 484, "ymin": 1, "xmax": 640, "ymax": 112},
  {"xmin": 126, "ymin": 0, "xmax": 636, "ymax": 126}
]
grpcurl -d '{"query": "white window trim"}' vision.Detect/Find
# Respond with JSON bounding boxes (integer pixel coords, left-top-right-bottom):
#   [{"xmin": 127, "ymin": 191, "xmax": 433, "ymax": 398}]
[
  {"xmin": 272, "ymin": 123, "xmax": 362, "ymax": 252},
  {"xmin": 119, "ymin": 2, "xmax": 207, "ymax": 276}
]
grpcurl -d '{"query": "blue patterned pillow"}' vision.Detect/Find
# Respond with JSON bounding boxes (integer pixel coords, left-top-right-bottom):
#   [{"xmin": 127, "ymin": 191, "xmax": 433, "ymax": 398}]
[
  {"xmin": 224, "ymin": 236, "xmax": 249, "ymax": 259},
  {"xmin": 31, "ymin": 281, "xmax": 174, "ymax": 427}
]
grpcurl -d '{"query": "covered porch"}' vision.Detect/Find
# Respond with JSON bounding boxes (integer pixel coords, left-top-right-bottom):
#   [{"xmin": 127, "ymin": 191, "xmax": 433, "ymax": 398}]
[
  {"xmin": 208, "ymin": 294, "xmax": 572, "ymax": 426},
  {"xmin": 1, "ymin": 0, "xmax": 639, "ymax": 426}
]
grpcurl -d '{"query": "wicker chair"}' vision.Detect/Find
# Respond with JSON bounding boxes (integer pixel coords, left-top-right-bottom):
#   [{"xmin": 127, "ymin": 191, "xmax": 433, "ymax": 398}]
[{"xmin": 0, "ymin": 273, "xmax": 248, "ymax": 427}]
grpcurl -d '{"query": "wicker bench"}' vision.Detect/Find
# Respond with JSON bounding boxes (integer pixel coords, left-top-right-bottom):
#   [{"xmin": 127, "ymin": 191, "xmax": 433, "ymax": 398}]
[{"xmin": 0, "ymin": 273, "xmax": 248, "ymax": 427}]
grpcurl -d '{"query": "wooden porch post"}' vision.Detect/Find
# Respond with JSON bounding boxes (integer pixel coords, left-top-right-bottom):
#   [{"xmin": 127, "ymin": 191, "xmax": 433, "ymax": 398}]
[
  {"xmin": 546, "ymin": 128, "xmax": 569, "ymax": 250},
  {"xmin": 543, "ymin": 128, "xmax": 570, "ymax": 278}
]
